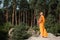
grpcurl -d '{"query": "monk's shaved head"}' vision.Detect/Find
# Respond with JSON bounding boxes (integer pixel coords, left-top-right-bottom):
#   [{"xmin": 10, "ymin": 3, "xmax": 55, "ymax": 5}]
[{"xmin": 40, "ymin": 12, "xmax": 43, "ymax": 15}]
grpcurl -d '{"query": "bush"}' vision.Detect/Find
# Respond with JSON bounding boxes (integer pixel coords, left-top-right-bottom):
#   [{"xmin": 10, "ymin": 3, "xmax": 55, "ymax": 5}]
[
  {"xmin": 57, "ymin": 24, "xmax": 60, "ymax": 33},
  {"xmin": 45, "ymin": 14, "xmax": 60, "ymax": 35},
  {"xmin": 12, "ymin": 23, "xmax": 31, "ymax": 40},
  {"xmin": 0, "ymin": 22, "xmax": 12, "ymax": 40},
  {"xmin": 3, "ymin": 22, "xmax": 13, "ymax": 32},
  {"xmin": 32, "ymin": 25, "xmax": 39, "ymax": 32},
  {"xmin": 0, "ymin": 30, "xmax": 8, "ymax": 40},
  {"xmin": 32, "ymin": 26, "xmax": 40, "ymax": 36},
  {"xmin": 55, "ymin": 23, "xmax": 60, "ymax": 36}
]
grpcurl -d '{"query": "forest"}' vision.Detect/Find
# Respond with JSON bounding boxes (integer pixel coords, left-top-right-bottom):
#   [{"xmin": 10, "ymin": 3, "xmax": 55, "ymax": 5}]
[{"xmin": 0, "ymin": 0, "xmax": 60, "ymax": 40}]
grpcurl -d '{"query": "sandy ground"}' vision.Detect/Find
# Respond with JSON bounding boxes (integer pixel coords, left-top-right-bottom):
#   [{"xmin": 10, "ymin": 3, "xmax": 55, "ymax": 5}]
[{"xmin": 27, "ymin": 33, "xmax": 60, "ymax": 40}]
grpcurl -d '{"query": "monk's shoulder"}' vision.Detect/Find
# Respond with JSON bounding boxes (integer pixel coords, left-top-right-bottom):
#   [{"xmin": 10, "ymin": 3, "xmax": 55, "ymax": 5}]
[{"xmin": 41, "ymin": 15, "xmax": 44, "ymax": 18}]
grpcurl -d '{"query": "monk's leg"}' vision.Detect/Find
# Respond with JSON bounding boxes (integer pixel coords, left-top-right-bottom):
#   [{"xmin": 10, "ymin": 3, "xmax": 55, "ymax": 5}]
[
  {"xmin": 43, "ymin": 27, "xmax": 48, "ymax": 37},
  {"xmin": 39, "ymin": 25, "xmax": 44, "ymax": 37}
]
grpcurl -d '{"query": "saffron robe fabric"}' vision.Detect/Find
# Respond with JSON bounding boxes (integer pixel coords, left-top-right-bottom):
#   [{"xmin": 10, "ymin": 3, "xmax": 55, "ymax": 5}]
[{"xmin": 38, "ymin": 15, "xmax": 48, "ymax": 37}]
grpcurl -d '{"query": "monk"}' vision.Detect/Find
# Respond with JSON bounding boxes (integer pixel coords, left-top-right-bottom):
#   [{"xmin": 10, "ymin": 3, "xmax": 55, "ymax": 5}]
[{"xmin": 37, "ymin": 12, "xmax": 48, "ymax": 38}]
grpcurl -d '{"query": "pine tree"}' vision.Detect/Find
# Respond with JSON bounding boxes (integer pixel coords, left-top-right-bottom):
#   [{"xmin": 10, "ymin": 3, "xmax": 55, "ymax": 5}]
[
  {"xmin": 4, "ymin": 0, "xmax": 9, "ymax": 22},
  {"xmin": 45, "ymin": 14, "xmax": 56, "ymax": 33},
  {"xmin": 19, "ymin": 0, "xmax": 29, "ymax": 24},
  {"xmin": 57, "ymin": 0, "xmax": 60, "ymax": 23},
  {"xmin": 12, "ymin": 0, "xmax": 17, "ymax": 25},
  {"xmin": 12, "ymin": 23, "xmax": 31, "ymax": 40}
]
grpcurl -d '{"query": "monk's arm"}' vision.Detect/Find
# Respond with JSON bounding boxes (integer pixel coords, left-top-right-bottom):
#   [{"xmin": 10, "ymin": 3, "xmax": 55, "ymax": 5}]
[
  {"xmin": 37, "ymin": 17, "xmax": 42, "ymax": 24},
  {"xmin": 42, "ymin": 16, "xmax": 45, "ymax": 23}
]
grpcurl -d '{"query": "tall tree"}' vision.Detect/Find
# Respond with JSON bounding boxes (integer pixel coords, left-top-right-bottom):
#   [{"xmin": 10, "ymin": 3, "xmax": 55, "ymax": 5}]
[
  {"xmin": 29, "ymin": 0, "xmax": 37, "ymax": 26},
  {"xmin": 19, "ymin": 0, "xmax": 29, "ymax": 24},
  {"xmin": 16, "ymin": 0, "xmax": 20, "ymax": 24},
  {"xmin": 57, "ymin": 0, "xmax": 60, "ymax": 23},
  {"xmin": 4, "ymin": 0, "xmax": 9, "ymax": 22},
  {"xmin": 48, "ymin": 0, "xmax": 58, "ymax": 21},
  {"xmin": 12, "ymin": 0, "xmax": 17, "ymax": 25}
]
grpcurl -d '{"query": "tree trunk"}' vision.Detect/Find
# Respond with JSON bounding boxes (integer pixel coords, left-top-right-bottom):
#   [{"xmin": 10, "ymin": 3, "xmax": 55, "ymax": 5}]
[
  {"xmin": 15, "ymin": 10, "xmax": 17, "ymax": 25},
  {"xmin": 18, "ymin": 10, "xmax": 20, "ymax": 25},
  {"xmin": 12, "ymin": 0, "xmax": 16, "ymax": 25},
  {"xmin": 59, "ymin": 14, "xmax": 60, "ymax": 23},
  {"xmin": 12, "ymin": 5, "xmax": 14, "ymax": 25},
  {"xmin": 6, "ymin": 8, "xmax": 8, "ymax": 22},
  {"xmin": 23, "ymin": 11, "xmax": 25, "ymax": 23},
  {"xmin": 12, "ymin": 0, "xmax": 15, "ymax": 25},
  {"xmin": 26, "ymin": 11, "xmax": 27, "ymax": 25},
  {"xmin": 34, "ymin": 9, "xmax": 35, "ymax": 26},
  {"xmin": 31, "ymin": 10, "xmax": 32, "ymax": 27},
  {"xmin": 20, "ymin": 11, "xmax": 23, "ymax": 23}
]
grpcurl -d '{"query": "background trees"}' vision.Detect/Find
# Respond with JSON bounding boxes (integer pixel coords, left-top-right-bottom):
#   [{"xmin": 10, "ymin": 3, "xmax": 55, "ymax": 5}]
[
  {"xmin": 0, "ymin": 0, "xmax": 60, "ymax": 40},
  {"xmin": 0, "ymin": 0, "xmax": 59, "ymax": 26}
]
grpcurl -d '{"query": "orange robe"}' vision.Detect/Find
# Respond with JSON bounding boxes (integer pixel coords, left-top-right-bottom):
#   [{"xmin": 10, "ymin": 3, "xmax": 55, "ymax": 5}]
[{"xmin": 38, "ymin": 15, "xmax": 48, "ymax": 37}]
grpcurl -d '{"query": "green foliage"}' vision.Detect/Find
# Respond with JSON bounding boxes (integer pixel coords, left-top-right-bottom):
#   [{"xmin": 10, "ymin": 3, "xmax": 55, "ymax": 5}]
[
  {"xmin": 45, "ymin": 14, "xmax": 60, "ymax": 35},
  {"xmin": 48, "ymin": 0, "xmax": 58, "ymax": 17},
  {"xmin": 3, "ymin": 22, "xmax": 13, "ymax": 32},
  {"xmin": 4, "ymin": 0, "xmax": 9, "ymax": 7},
  {"xmin": 45, "ymin": 14, "xmax": 56, "ymax": 32},
  {"xmin": 0, "ymin": 9, "xmax": 4, "ymax": 26},
  {"xmin": 29, "ymin": 0, "xmax": 37, "ymax": 9},
  {"xmin": 12, "ymin": 23, "xmax": 31, "ymax": 40},
  {"xmin": 32, "ymin": 25, "xmax": 39, "ymax": 32},
  {"xmin": 0, "ymin": 22, "xmax": 12, "ymax": 40},
  {"xmin": 0, "ymin": 22, "xmax": 12, "ymax": 32},
  {"xmin": 54, "ymin": 23, "xmax": 60, "ymax": 35},
  {"xmin": 0, "ymin": 0, "xmax": 60, "ymax": 38},
  {"xmin": 32, "ymin": 26, "xmax": 39, "ymax": 35},
  {"xmin": 0, "ymin": 26, "xmax": 4, "ymax": 31},
  {"xmin": 20, "ymin": 0, "xmax": 29, "ymax": 10},
  {"xmin": 0, "ymin": 30, "xmax": 8, "ymax": 40}
]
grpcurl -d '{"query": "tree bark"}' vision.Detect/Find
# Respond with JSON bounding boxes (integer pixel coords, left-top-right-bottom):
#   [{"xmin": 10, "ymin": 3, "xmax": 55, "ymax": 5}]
[
  {"xmin": 6, "ymin": 8, "xmax": 8, "ymax": 22},
  {"xmin": 12, "ymin": 1, "xmax": 15, "ymax": 25},
  {"xmin": 34, "ymin": 10, "xmax": 35, "ymax": 26},
  {"xmin": 12, "ymin": 0, "xmax": 16, "ymax": 25},
  {"xmin": 26, "ymin": 11, "xmax": 27, "ymax": 25},
  {"xmin": 23, "ymin": 11, "xmax": 25, "ymax": 23},
  {"xmin": 12, "ymin": 5, "xmax": 14, "ymax": 25},
  {"xmin": 31, "ymin": 10, "xmax": 33, "ymax": 27},
  {"xmin": 59, "ymin": 14, "xmax": 60, "ymax": 23},
  {"xmin": 18, "ymin": 10, "xmax": 20, "ymax": 25},
  {"xmin": 15, "ymin": 10, "xmax": 17, "ymax": 25}
]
